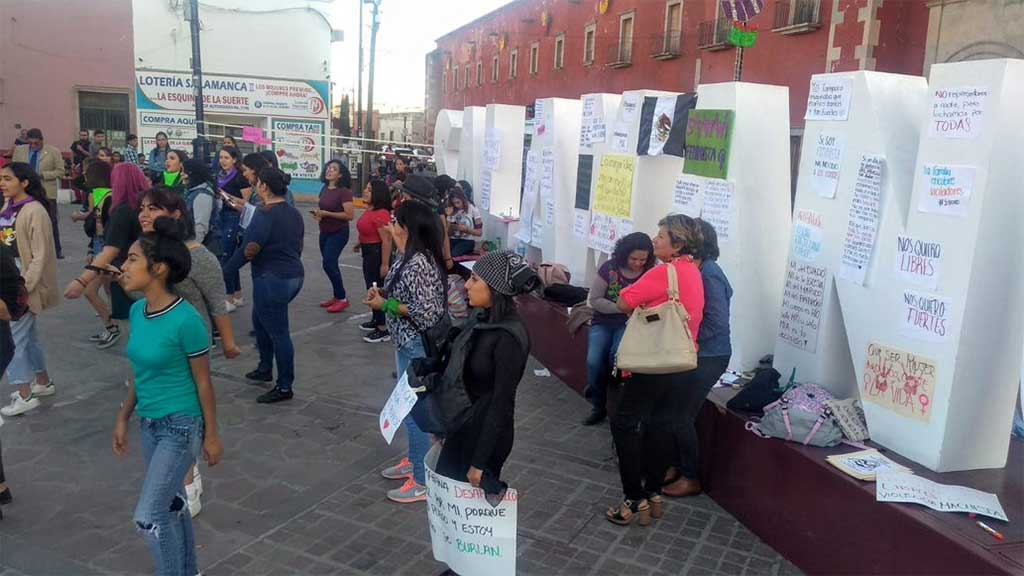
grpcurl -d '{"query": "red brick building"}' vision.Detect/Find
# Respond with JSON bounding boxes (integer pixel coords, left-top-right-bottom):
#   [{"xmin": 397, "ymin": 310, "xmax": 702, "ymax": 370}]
[{"xmin": 425, "ymin": 0, "xmax": 930, "ymax": 148}]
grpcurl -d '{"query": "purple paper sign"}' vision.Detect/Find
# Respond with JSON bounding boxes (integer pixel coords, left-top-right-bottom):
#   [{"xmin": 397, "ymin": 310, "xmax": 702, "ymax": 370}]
[{"xmin": 720, "ymin": 0, "xmax": 764, "ymax": 22}]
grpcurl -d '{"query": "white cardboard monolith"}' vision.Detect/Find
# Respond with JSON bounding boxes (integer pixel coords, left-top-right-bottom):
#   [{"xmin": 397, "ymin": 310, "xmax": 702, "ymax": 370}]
[
  {"xmin": 459, "ymin": 106, "xmax": 486, "ymax": 194},
  {"xmin": 576, "ymin": 93, "xmax": 622, "ymax": 286},
  {"xmin": 433, "ymin": 109, "xmax": 462, "ymax": 178},
  {"xmin": 481, "ymin": 104, "xmax": 526, "ymax": 218}
]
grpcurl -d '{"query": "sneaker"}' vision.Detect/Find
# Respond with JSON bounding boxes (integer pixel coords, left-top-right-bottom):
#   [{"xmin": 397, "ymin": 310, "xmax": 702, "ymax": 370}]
[
  {"xmin": 186, "ymin": 482, "xmax": 202, "ymax": 518},
  {"xmin": 232, "ymin": 297, "xmax": 246, "ymax": 308},
  {"xmin": 224, "ymin": 300, "xmax": 237, "ymax": 313},
  {"xmin": 89, "ymin": 329, "xmax": 109, "ymax": 342},
  {"xmin": 326, "ymin": 299, "xmax": 350, "ymax": 314},
  {"xmin": 387, "ymin": 478, "xmax": 427, "ymax": 503},
  {"xmin": 1, "ymin": 394, "xmax": 40, "ymax": 417},
  {"xmin": 257, "ymin": 387, "xmax": 293, "ymax": 404},
  {"xmin": 358, "ymin": 321, "xmax": 377, "ymax": 332},
  {"xmin": 320, "ymin": 298, "xmax": 338, "ymax": 308},
  {"xmin": 192, "ymin": 466, "xmax": 203, "ymax": 495},
  {"xmin": 381, "ymin": 457, "xmax": 413, "ymax": 480},
  {"xmin": 96, "ymin": 327, "xmax": 122, "ymax": 349},
  {"xmin": 363, "ymin": 329, "xmax": 391, "ymax": 343},
  {"xmin": 31, "ymin": 380, "xmax": 55, "ymax": 397},
  {"xmin": 245, "ymin": 369, "xmax": 274, "ymax": 382}
]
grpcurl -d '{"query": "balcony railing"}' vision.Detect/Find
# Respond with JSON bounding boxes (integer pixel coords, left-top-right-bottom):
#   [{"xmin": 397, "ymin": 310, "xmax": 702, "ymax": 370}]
[
  {"xmin": 773, "ymin": 0, "xmax": 822, "ymax": 34},
  {"xmin": 697, "ymin": 17, "xmax": 733, "ymax": 51},
  {"xmin": 607, "ymin": 42, "xmax": 633, "ymax": 68},
  {"xmin": 651, "ymin": 31, "xmax": 682, "ymax": 60}
]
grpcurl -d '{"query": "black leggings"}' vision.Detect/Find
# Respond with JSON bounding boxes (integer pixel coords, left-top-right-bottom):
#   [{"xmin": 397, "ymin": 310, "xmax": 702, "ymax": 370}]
[
  {"xmin": 360, "ymin": 243, "xmax": 385, "ymax": 327},
  {"xmin": 668, "ymin": 355, "xmax": 730, "ymax": 480},
  {"xmin": 0, "ymin": 320, "xmax": 12, "ymax": 484}
]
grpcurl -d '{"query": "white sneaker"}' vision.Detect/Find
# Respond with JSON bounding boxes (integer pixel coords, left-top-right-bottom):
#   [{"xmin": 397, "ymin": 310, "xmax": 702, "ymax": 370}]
[
  {"xmin": 193, "ymin": 466, "xmax": 203, "ymax": 495},
  {"xmin": 31, "ymin": 380, "xmax": 55, "ymax": 397},
  {"xmin": 1, "ymin": 394, "xmax": 40, "ymax": 416},
  {"xmin": 224, "ymin": 300, "xmax": 237, "ymax": 313},
  {"xmin": 186, "ymin": 482, "xmax": 202, "ymax": 518},
  {"xmin": 232, "ymin": 297, "xmax": 246, "ymax": 308}
]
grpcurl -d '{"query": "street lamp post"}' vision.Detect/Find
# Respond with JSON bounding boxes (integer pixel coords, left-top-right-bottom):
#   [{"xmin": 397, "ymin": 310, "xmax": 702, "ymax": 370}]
[{"xmin": 187, "ymin": 0, "xmax": 207, "ymax": 162}]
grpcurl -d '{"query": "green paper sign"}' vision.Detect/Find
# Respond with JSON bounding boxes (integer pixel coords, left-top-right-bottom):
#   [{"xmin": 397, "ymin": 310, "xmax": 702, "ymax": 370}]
[
  {"xmin": 729, "ymin": 27, "xmax": 758, "ymax": 48},
  {"xmin": 683, "ymin": 110, "xmax": 735, "ymax": 179}
]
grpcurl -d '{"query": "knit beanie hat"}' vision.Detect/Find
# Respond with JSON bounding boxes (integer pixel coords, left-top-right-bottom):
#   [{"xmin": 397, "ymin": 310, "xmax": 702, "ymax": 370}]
[{"xmin": 473, "ymin": 250, "xmax": 541, "ymax": 296}]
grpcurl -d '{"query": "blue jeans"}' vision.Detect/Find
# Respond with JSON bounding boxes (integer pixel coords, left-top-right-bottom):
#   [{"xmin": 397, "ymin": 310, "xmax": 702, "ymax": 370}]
[
  {"xmin": 219, "ymin": 209, "xmax": 242, "ymax": 294},
  {"xmin": 4, "ymin": 312, "xmax": 46, "ymax": 386},
  {"xmin": 586, "ymin": 322, "xmax": 626, "ymax": 415},
  {"xmin": 319, "ymin": 228, "xmax": 349, "ymax": 300},
  {"xmin": 396, "ymin": 338, "xmax": 430, "ymax": 485},
  {"xmin": 134, "ymin": 413, "xmax": 204, "ymax": 576},
  {"xmin": 252, "ymin": 274, "xmax": 304, "ymax": 391}
]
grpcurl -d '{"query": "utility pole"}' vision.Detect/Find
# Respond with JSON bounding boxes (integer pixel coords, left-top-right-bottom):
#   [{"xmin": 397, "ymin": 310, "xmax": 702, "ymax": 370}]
[
  {"xmin": 365, "ymin": 0, "xmax": 381, "ymax": 142},
  {"xmin": 187, "ymin": 0, "xmax": 207, "ymax": 161},
  {"xmin": 356, "ymin": 1, "xmax": 364, "ymax": 137}
]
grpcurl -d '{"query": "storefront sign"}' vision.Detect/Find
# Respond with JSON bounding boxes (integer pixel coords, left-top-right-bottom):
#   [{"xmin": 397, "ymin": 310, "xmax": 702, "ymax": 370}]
[
  {"xmin": 137, "ymin": 111, "xmax": 196, "ymax": 152},
  {"xmin": 272, "ymin": 119, "xmax": 325, "ymax": 180},
  {"xmin": 136, "ymin": 70, "xmax": 329, "ymax": 119}
]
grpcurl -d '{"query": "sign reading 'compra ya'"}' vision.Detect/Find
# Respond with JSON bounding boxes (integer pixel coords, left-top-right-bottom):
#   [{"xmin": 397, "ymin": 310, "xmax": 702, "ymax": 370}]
[{"xmin": 136, "ymin": 70, "xmax": 329, "ymax": 119}]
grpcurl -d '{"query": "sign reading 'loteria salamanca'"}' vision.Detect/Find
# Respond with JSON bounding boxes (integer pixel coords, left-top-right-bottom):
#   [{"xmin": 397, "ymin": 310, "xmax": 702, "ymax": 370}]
[{"xmin": 136, "ymin": 70, "xmax": 329, "ymax": 119}]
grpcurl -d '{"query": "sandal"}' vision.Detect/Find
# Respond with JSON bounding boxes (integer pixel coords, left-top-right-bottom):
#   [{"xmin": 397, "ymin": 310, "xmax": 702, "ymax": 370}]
[
  {"xmin": 606, "ymin": 499, "xmax": 651, "ymax": 526},
  {"xmin": 649, "ymin": 494, "xmax": 664, "ymax": 519}
]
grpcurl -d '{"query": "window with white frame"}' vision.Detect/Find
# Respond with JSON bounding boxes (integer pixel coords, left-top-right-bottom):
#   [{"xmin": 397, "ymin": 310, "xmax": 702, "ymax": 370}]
[
  {"xmin": 476, "ymin": 61, "xmax": 483, "ymax": 85},
  {"xmin": 529, "ymin": 42, "xmax": 539, "ymax": 74},
  {"xmin": 464, "ymin": 65, "xmax": 470, "ymax": 88},
  {"xmin": 618, "ymin": 12, "xmax": 635, "ymax": 62},
  {"xmin": 554, "ymin": 34, "xmax": 565, "ymax": 69},
  {"xmin": 583, "ymin": 24, "xmax": 596, "ymax": 64},
  {"xmin": 510, "ymin": 48, "xmax": 518, "ymax": 79},
  {"xmin": 665, "ymin": 1, "xmax": 682, "ymax": 53},
  {"xmin": 492, "ymin": 55, "xmax": 499, "ymax": 82}
]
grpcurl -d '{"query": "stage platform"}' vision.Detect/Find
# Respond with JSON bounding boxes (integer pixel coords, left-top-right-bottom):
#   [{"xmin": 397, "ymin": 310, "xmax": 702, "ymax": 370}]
[{"xmin": 517, "ymin": 293, "xmax": 1024, "ymax": 574}]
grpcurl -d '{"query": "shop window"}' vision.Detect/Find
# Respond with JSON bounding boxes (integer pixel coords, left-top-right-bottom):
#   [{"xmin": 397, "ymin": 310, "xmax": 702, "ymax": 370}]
[{"xmin": 78, "ymin": 91, "xmax": 129, "ymax": 149}]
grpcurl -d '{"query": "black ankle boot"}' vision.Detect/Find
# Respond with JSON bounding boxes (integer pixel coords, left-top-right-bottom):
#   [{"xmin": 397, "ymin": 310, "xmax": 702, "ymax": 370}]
[
  {"xmin": 245, "ymin": 369, "xmax": 273, "ymax": 382},
  {"xmin": 257, "ymin": 388, "xmax": 293, "ymax": 404}
]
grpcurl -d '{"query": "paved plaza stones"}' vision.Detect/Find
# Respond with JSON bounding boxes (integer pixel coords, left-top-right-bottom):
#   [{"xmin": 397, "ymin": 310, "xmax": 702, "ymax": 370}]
[{"xmin": 0, "ymin": 210, "xmax": 800, "ymax": 575}]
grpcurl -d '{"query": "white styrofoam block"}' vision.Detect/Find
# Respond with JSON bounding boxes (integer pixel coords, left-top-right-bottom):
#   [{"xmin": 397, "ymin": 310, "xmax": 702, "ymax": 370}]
[
  {"xmin": 459, "ymin": 106, "xmax": 486, "ymax": 194},
  {"xmin": 482, "ymin": 104, "xmax": 526, "ymax": 218},
  {"xmin": 433, "ymin": 109, "xmax": 462, "ymax": 178},
  {"xmin": 696, "ymin": 82, "xmax": 793, "ymax": 372},
  {"xmin": 577, "ymin": 93, "xmax": 623, "ymax": 286},
  {"xmin": 527, "ymin": 98, "xmax": 583, "ymax": 281},
  {"xmin": 774, "ymin": 71, "xmax": 928, "ymax": 399}
]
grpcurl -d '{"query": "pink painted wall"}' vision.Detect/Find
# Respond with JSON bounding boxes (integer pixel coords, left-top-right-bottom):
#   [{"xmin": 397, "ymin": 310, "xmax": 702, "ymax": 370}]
[{"xmin": 0, "ymin": 0, "xmax": 135, "ymax": 148}]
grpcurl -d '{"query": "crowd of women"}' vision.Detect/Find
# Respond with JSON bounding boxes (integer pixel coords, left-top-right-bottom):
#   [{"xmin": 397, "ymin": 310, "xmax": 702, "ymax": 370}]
[{"xmin": 0, "ymin": 139, "xmax": 732, "ymax": 572}]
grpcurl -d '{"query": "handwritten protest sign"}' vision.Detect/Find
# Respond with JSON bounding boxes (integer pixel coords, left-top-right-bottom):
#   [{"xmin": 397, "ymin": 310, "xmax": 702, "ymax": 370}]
[
  {"xmin": 621, "ymin": 94, "xmax": 640, "ymax": 122},
  {"xmin": 876, "ymin": 472, "xmax": 1008, "ymax": 522},
  {"xmin": 917, "ymin": 164, "xmax": 975, "ymax": 217},
  {"xmin": 483, "ymin": 129, "xmax": 501, "ymax": 171},
  {"xmin": 811, "ymin": 132, "xmax": 844, "ymax": 198},
  {"xmin": 592, "ymin": 155, "xmax": 635, "ymax": 219},
  {"xmin": 611, "ymin": 123, "xmax": 630, "ymax": 153},
  {"xmin": 928, "ymin": 86, "xmax": 988, "ymax": 139},
  {"xmin": 379, "ymin": 372, "xmax": 417, "ymax": 445},
  {"xmin": 825, "ymin": 398, "xmax": 869, "ymax": 442},
  {"xmin": 778, "ymin": 261, "xmax": 827, "ymax": 353},
  {"xmin": 840, "ymin": 155, "xmax": 884, "ymax": 285},
  {"xmin": 479, "ymin": 169, "xmax": 493, "ymax": 212},
  {"xmin": 805, "ymin": 76, "xmax": 852, "ymax": 121},
  {"xmin": 242, "ymin": 126, "xmax": 264, "ymax": 143},
  {"xmin": 588, "ymin": 213, "xmax": 633, "ymax": 255},
  {"xmin": 683, "ymin": 110, "xmax": 734, "ymax": 179},
  {"xmin": 701, "ymin": 179, "xmax": 736, "ymax": 243},
  {"xmin": 426, "ymin": 446, "xmax": 518, "ymax": 576},
  {"xmin": 540, "ymin": 148, "xmax": 556, "ymax": 226},
  {"xmin": 672, "ymin": 173, "xmax": 703, "ymax": 217},
  {"xmin": 515, "ymin": 151, "xmax": 539, "ymax": 244},
  {"xmin": 573, "ymin": 209, "xmax": 588, "ymax": 239},
  {"xmin": 901, "ymin": 290, "xmax": 952, "ymax": 343},
  {"xmin": 895, "ymin": 235, "xmax": 942, "ymax": 290},
  {"xmin": 792, "ymin": 209, "xmax": 823, "ymax": 262},
  {"xmin": 862, "ymin": 342, "xmax": 937, "ymax": 423}
]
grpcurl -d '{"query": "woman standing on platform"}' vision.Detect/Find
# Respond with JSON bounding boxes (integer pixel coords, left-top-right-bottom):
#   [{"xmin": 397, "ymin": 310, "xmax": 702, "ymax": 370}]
[
  {"xmin": 663, "ymin": 218, "xmax": 732, "ymax": 498},
  {"xmin": 215, "ymin": 146, "xmax": 251, "ymax": 312},
  {"xmin": 354, "ymin": 179, "xmax": 392, "ymax": 343},
  {"xmin": 112, "ymin": 218, "xmax": 222, "ymax": 575},
  {"xmin": 364, "ymin": 200, "xmax": 446, "ymax": 504},
  {"xmin": 148, "ymin": 132, "xmax": 170, "ymax": 175},
  {"xmin": 583, "ymin": 232, "xmax": 655, "ymax": 426},
  {"xmin": 0, "ymin": 163, "xmax": 58, "ymax": 417},
  {"xmin": 605, "ymin": 214, "xmax": 705, "ymax": 526},
  {"xmin": 312, "ymin": 160, "xmax": 355, "ymax": 314}
]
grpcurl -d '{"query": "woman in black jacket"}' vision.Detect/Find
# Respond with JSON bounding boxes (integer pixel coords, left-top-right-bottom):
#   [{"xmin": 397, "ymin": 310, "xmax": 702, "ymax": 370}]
[{"xmin": 435, "ymin": 250, "xmax": 539, "ymax": 492}]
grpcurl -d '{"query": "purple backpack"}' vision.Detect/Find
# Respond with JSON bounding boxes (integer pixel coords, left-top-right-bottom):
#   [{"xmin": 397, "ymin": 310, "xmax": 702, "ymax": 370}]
[{"xmin": 750, "ymin": 383, "xmax": 843, "ymax": 447}]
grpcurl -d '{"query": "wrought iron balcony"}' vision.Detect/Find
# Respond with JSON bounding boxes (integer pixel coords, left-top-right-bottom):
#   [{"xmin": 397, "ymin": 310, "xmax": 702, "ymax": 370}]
[
  {"xmin": 607, "ymin": 41, "xmax": 633, "ymax": 68},
  {"xmin": 697, "ymin": 17, "xmax": 732, "ymax": 51},
  {"xmin": 773, "ymin": 0, "xmax": 822, "ymax": 34},
  {"xmin": 651, "ymin": 31, "xmax": 682, "ymax": 60}
]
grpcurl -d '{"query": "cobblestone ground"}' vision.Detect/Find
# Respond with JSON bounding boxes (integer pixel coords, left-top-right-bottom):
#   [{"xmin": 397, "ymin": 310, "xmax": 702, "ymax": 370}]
[{"xmin": 0, "ymin": 208, "xmax": 800, "ymax": 575}]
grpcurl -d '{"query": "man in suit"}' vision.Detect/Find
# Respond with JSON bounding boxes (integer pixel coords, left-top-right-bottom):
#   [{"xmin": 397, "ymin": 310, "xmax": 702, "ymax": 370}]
[{"xmin": 13, "ymin": 128, "xmax": 65, "ymax": 258}]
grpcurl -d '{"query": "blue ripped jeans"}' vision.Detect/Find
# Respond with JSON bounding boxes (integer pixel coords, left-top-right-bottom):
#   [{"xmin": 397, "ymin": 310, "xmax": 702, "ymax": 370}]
[
  {"xmin": 134, "ymin": 413, "xmax": 204, "ymax": 576},
  {"xmin": 396, "ymin": 338, "xmax": 430, "ymax": 485}
]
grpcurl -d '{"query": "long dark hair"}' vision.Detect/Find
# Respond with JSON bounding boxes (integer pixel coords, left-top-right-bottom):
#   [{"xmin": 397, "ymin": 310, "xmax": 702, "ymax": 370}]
[
  {"xmin": 695, "ymin": 218, "xmax": 721, "ymax": 262},
  {"xmin": 369, "ymin": 179, "xmax": 391, "ymax": 211},
  {"xmin": 142, "ymin": 185, "xmax": 195, "ymax": 240},
  {"xmin": 182, "ymin": 158, "xmax": 213, "ymax": 190},
  {"xmin": 390, "ymin": 200, "xmax": 446, "ymax": 286},
  {"xmin": 242, "ymin": 153, "xmax": 270, "ymax": 178},
  {"xmin": 611, "ymin": 232, "xmax": 655, "ymax": 271},
  {"xmin": 2, "ymin": 163, "xmax": 49, "ymax": 206},
  {"xmin": 138, "ymin": 216, "xmax": 191, "ymax": 287},
  {"xmin": 257, "ymin": 167, "xmax": 290, "ymax": 197},
  {"xmin": 85, "ymin": 159, "xmax": 112, "ymax": 189},
  {"xmin": 321, "ymin": 159, "xmax": 352, "ymax": 188}
]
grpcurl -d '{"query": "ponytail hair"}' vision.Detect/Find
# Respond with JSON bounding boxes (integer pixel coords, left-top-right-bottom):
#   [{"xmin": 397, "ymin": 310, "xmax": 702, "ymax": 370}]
[
  {"xmin": 257, "ymin": 167, "xmax": 291, "ymax": 196},
  {"xmin": 138, "ymin": 216, "xmax": 191, "ymax": 286}
]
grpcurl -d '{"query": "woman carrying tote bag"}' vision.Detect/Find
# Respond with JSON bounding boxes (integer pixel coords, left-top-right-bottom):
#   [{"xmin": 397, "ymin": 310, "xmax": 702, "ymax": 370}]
[{"xmin": 605, "ymin": 214, "xmax": 705, "ymax": 526}]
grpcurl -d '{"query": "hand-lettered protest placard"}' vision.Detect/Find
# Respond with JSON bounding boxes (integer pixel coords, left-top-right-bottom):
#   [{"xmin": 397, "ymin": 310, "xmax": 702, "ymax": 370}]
[
  {"xmin": 876, "ymin": 472, "xmax": 1008, "ymax": 522},
  {"xmin": 778, "ymin": 260, "xmax": 828, "ymax": 353},
  {"xmin": 379, "ymin": 371, "xmax": 417, "ymax": 445},
  {"xmin": 811, "ymin": 132, "xmax": 845, "ymax": 198},
  {"xmin": 895, "ymin": 235, "xmax": 942, "ymax": 290},
  {"xmin": 805, "ymin": 76, "xmax": 853, "ymax": 121},
  {"xmin": 672, "ymin": 173, "xmax": 703, "ymax": 217},
  {"xmin": 901, "ymin": 290, "xmax": 952, "ymax": 343},
  {"xmin": 701, "ymin": 178, "xmax": 736, "ymax": 243},
  {"xmin": 928, "ymin": 86, "xmax": 988, "ymax": 139},
  {"xmin": 588, "ymin": 213, "xmax": 633, "ymax": 255},
  {"xmin": 591, "ymin": 154, "xmax": 635, "ymax": 219},
  {"xmin": 479, "ymin": 169, "xmax": 493, "ymax": 212},
  {"xmin": 426, "ymin": 446, "xmax": 518, "ymax": 576},
  {"xmin": 611, "ymin": 123, "xmax": 630, "ymax": 153},
  {"xmin": 862, "ymin": 342, "xmax": 937, "ymax": 423},
  {"xmin": 683, "ymin": 110, "xmax": 734, "ymax": 179},
  {"xmin": 515, "ymin": 151, "xmax": 540, "ymax": 244},
  {"xmin": 792, "ymin": 209, "xmax": 824, "ymax": 262},
  {"xmin": 840, "ymin": 155, "xmax": 884, "ymax": 285},
  {"xmin": 540, "ymin": 148, "xmax": 556, "ymax": 226},
  {"xmin": 917, "ymin": 164, "xmax": 975, "ymax": 217},
  {"xmin": 621, "ymin": 94, "xmax": 640, "ymax": 122},
  {"xmin": 483, "ymin": 129, "xmax": 501, "ymax": 171},
  {"xmin": 573, "ymin": 209, "xmax": 588, "ymax": 239}
]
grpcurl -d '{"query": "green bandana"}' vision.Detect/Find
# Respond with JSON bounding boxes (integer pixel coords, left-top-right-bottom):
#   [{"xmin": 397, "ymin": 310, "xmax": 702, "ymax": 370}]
[{"xmin": 163, "ymin": 171, "xmax": 181, "ymax": 187}]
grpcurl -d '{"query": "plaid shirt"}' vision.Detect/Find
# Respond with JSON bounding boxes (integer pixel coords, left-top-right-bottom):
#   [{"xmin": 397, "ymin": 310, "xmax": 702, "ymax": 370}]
[{"xmin": 122, "ymin": 145, "xmax": 141, "ymax": 165}]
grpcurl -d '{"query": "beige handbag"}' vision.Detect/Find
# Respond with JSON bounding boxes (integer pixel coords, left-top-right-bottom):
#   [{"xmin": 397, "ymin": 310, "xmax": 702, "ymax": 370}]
[{"xmin": 615, "ymin": 263, "xmax": 698, "ymax": 374}]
